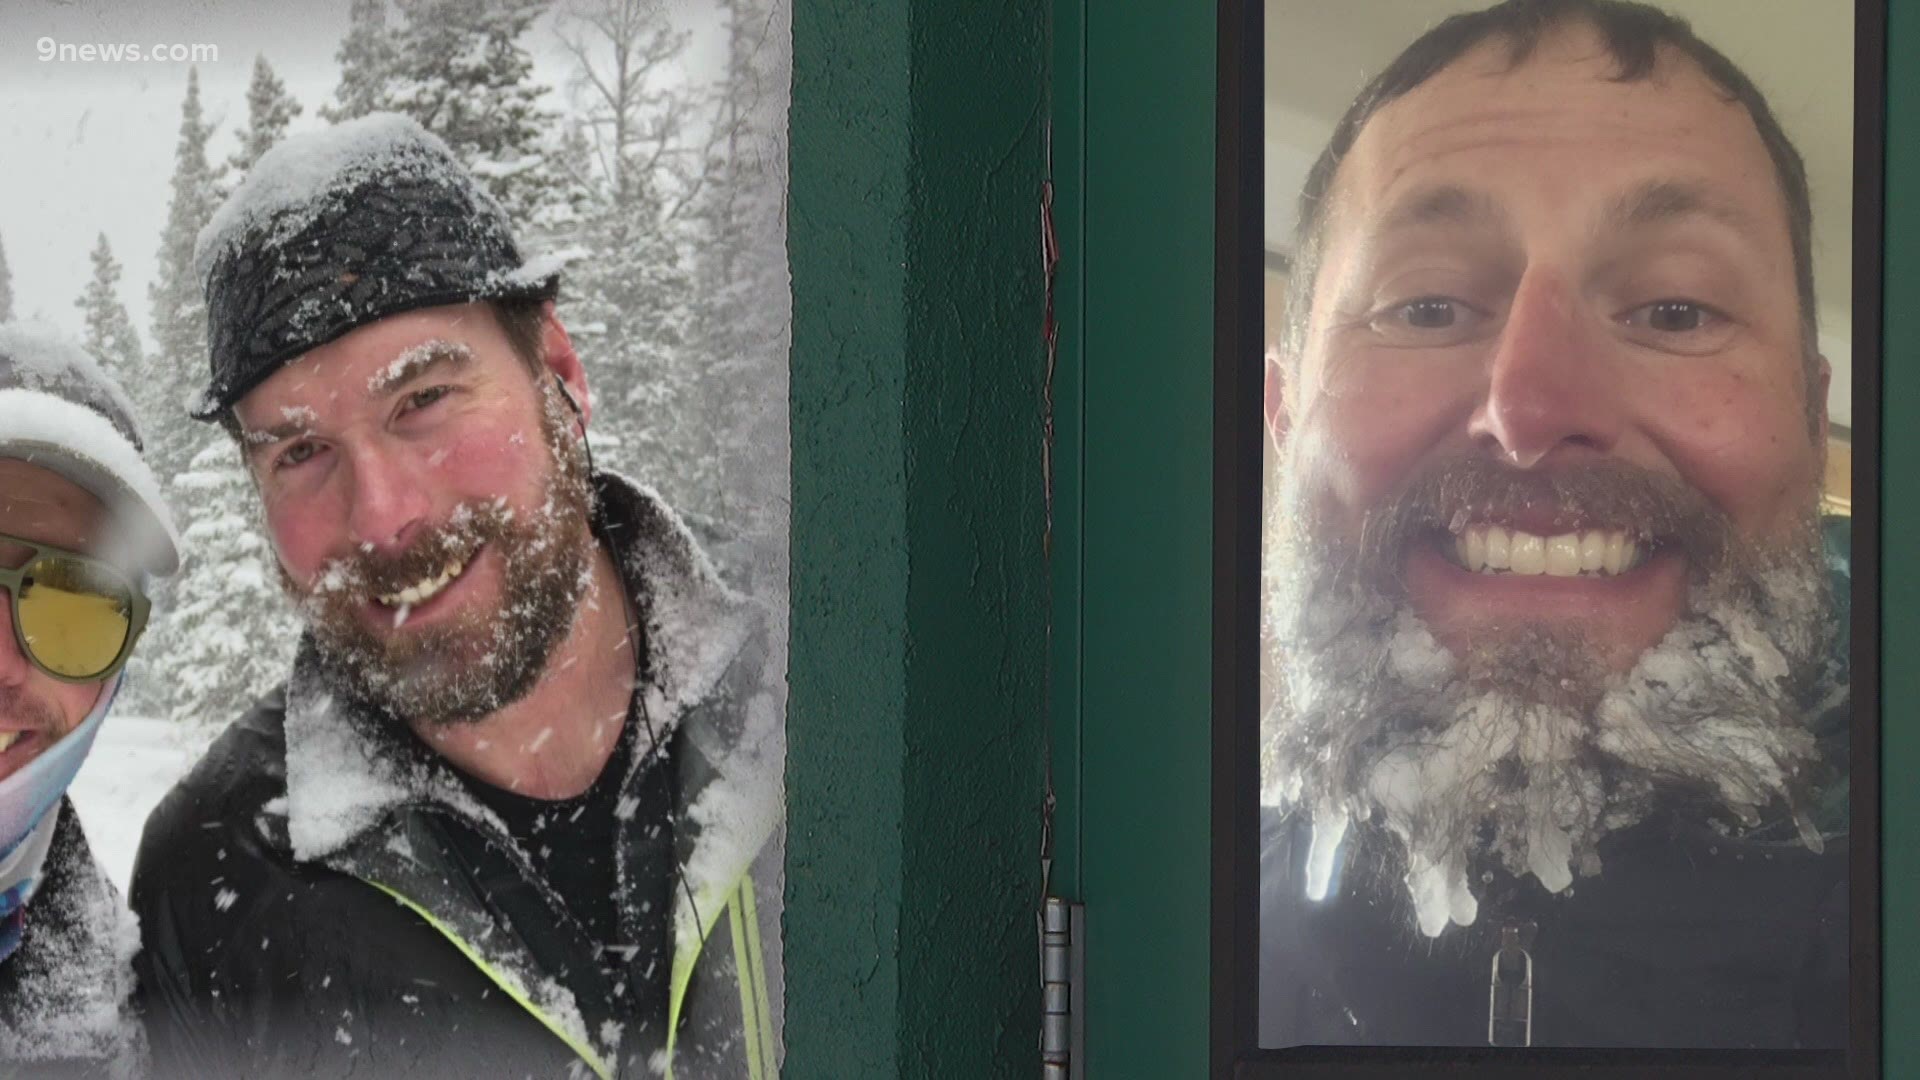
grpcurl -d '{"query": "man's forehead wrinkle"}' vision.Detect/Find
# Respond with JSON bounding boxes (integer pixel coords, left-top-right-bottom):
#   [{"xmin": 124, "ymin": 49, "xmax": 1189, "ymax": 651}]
[{"xmin": 1349, "ymin": 89, "xmax": 1775, "ymax": 251}]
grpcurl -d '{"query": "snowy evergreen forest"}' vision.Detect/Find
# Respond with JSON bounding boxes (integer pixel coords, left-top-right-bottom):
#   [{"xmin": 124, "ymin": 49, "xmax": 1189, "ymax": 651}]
[{"xmin": 0, "ymin": 0, "xmax": 791, "ymax": 730}]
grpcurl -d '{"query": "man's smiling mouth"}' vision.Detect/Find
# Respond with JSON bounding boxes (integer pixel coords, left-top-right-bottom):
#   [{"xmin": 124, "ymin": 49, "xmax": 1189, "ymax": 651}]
[
  {"xmin": 1445, "ymin": 523, "xmax": 1649, "ymax": 578},
  {"xmin": 375, "ymin": 549, "xmax": 474, "ymax": 608}
]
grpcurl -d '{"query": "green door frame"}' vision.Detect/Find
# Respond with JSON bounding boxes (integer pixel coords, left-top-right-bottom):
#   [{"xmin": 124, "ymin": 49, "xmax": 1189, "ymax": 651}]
[
  {"xmin": 1876, "ymin": 0, "xmax": 1918, "ymax": 1073},
  {"xmin": 1048, "ymin": 1, "xmax": 1917, "ymax": 1076},
  {"xmin": 784, "ymin": 1, "xmax": 1049, "ymax": 1076},
  {"xmin": 1059, "ymin": 2, "xmax": 1219, "ymax": 1077}
]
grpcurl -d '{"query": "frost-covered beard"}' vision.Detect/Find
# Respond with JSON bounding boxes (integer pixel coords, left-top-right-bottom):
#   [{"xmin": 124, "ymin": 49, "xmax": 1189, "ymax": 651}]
[
  {"xmin": 286, "ymin": 387, "xmax": 598, "ymax": 727},
  {"xmin": 1262, "ymin": 452, "xmax": 1838, "ymax": 938}
]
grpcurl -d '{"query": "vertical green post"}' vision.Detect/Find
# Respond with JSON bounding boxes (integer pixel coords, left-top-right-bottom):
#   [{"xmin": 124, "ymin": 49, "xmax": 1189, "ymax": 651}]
[
  {"xmin": 1076, "ymin": 2, "xmax": 1217, "ymax": 1077},
  {"xmin": 1880, "ymin": 0, "xmax": 1916, "ymax": 1072},
  {"xmin": 786, "ymin": 1, "xmax": 1049, "ymax": 1076}
]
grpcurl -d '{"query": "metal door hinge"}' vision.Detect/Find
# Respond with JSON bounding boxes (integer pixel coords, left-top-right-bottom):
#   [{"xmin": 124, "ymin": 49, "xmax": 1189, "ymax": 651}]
[
  {"xmin": 1488, "ymin": 921, "xmax": 1536, "ymax": 1047},
  {"xmin": 1041, "ymin": 897, "xmax": 1085, "ymax": 1079}
]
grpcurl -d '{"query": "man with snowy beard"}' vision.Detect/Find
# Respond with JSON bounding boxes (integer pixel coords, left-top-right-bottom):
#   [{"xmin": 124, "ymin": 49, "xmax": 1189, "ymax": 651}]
[
  {"xmin": 131, "ymin": 115, "xmax": 782, "ymax": 1080},
  {"xmin": 0, "ymin": 325, "xmax": 179, "ymax": 1076},
  {"xmin": 1259, "ymin": 0, "xmax": 1849, "ymax": 1050}
]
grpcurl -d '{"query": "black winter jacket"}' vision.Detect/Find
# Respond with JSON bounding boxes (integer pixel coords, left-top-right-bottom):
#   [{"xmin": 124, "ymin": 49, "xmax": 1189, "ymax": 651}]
[
  {"xmin": 1259, "ymin": 803, "xmax": 1849, "ymax": 1049},
  {"xmin": 131, "ymin": 476, "xmax": 784, "ymax": 1080},
  {"xmin": 0, "ymin": 802, "xmax": 142, "ymax": 1078}
]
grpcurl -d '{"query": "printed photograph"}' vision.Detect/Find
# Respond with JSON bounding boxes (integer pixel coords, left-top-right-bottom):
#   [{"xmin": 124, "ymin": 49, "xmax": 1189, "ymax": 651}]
[
  {"xmin": 1257, "ymin": 0, "xmax": 1855, "ymax": 1049},
  {"xmin": 0, "ymin": 1, "xmax": 790, "ymax": 1075}
]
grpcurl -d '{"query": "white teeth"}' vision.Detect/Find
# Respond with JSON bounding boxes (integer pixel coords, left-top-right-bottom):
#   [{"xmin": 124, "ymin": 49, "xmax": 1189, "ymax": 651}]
[
  {"xmin": 1603, "ymin": 532, "xmax": 1626, "ymax": 575},
  {"xmin": 1508, "ymin": 532, "xmax": 1546, "ymax": 575},
  {"xmin": 1450, "ymin": 525, "xmax": 1643, "ymax": 577},
  {"xmin": 1544, "ymin": 533, "xmax": 1581, "ymax": 577},
  {"xmin": 377, "ymin": 557, "xmax": 467, "ymax": 608},
  {"xmin": 0, "ymin": 732, "xmax": 19, "ymax": 753},
  {"xmin": 1579, "ymin": 530, "xmax": 1607, "ymax": 572},
  {"xmin": 1485, "ymin": 525, "xmax": 1511, "ymax": 570}
]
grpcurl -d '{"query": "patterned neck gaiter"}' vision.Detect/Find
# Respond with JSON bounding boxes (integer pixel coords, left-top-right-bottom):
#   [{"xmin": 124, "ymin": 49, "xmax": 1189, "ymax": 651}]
[{"xmin": 0, "ymin": 678, "xmax": 117, "ymax": 964}]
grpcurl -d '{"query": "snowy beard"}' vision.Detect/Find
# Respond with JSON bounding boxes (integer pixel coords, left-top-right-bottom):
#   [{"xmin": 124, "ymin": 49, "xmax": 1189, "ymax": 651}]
[
  {"xmin": 285, "ymin": 387, "xmax": 599, "ymax": 728},
  {"xmin": 1262, "ymin": 451, "xmax": 1839, "ymax": 938}
]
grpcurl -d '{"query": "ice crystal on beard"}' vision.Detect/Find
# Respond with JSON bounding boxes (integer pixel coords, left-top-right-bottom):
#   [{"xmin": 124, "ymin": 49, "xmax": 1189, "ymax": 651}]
[
  {"xmin": 294, "ymin": 414, "xmax": 596, "ymax": 727},
  {"xmin": 1262, "ymin": 462, "xmax": 1837, "ymax": 936}
]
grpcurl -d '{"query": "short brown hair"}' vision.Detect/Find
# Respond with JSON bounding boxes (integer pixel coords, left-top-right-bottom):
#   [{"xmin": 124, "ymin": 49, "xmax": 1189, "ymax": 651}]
[
  {"xmin": 1281, "ymin": 0, "xmax": 1822, "ymax": 428},
  {"xmin": 489, "ymin": 296, "xmax": 550, "ymax": 376}
]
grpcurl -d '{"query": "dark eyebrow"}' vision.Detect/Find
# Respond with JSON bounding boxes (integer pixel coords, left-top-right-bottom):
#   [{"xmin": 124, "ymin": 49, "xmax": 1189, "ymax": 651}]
[
  {"xmin": 1601, "ymin": 178, "xmax": 1761, "ymax": 238},
  {"xmin": 1377, "ymin": 183, "xmax": 1507, "ymax": 235}
]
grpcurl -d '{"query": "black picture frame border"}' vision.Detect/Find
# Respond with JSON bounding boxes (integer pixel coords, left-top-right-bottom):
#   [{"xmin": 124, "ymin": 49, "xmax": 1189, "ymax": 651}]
[{"xmin": 1213, "ymin": 1, "xmax": 1888, "ymax": 1076}]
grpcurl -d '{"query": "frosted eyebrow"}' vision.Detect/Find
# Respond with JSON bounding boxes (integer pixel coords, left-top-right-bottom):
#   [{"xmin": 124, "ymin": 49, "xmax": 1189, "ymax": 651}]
[
  {"xmin": 241, "ymin": 343, "xmax": 476, "ymax": 461},
  {"xmin": 240, "ymin": 407, "xmax": 319, "ymax": 460},
  {"xmin": 366, "ymin": 340, "xmax": 475, "ymax": 396}
]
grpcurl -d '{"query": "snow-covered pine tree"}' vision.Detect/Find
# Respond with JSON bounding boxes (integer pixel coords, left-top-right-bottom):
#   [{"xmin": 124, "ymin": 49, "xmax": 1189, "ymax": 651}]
[
  {"xmin": 322, "ymin": 0, "xmax": 399, "ymax": 124},
  {"xmin": 147, "ymin": 67, "xmax": 222, "ymax": 483},
  {"xmin": 146, "ymin": 64, "xmax": 309, "ymax": 733},
  {"xmin": 680, "ymin": 0, "xmax": 791, "ymax": 586},
  {"xmin": 228, "ymin": 56, "xmax": 303, "ymax": 178},
  {"xmin": 75, "ymin": 233, "xmax": 143, "ymax": 392},
  {"xmin": 386, "ymin": 0, "xmax": 564, "ymax": 226},
  {"xmin": 156, "ymin": 442, "xmax": 301, "ymax": 731},
  {"xmin": 75, "ymin": 230, "xmax": 163, "ymax": 715},
  {"xmin": 566, "ymin": 134, "xmax": 705, "ymax": 515},
  {"xmin": 0, "ymin": 231, "xmax": 13, "ymax": 322},
  {"xmin": 144, "ymin": 68, "xmax": 237, "ymax": 728},
  {"xmin": 551, "ymin": 0, "xmax": 709, "ymax": 515}
]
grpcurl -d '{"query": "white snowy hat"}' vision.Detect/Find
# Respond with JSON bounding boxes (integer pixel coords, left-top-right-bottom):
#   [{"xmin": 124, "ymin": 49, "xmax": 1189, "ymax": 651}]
[{"xmin": 0, "ymin": 323, "xmax": 180, "ymax": 576}]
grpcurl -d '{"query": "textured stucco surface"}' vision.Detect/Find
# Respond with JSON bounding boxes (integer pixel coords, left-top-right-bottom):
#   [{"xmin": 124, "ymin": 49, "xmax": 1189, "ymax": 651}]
[{"xmin": 786, "ymin": 0, "xmax": 1048, "ymax": 1076}]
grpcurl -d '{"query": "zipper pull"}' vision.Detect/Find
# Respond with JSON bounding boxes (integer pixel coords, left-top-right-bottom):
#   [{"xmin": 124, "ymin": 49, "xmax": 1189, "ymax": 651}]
[{"xmin": 1488, "ymin": 920, "xmax": 1536, "ymax": 1047}]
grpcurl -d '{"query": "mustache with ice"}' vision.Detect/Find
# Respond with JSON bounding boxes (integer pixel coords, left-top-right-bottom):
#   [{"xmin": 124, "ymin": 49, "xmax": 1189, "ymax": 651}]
[
  {"xmin": 287, "ymin": 475, "xmax": 594, "ymax": 728},
  {"xmin": 304, "ymin": 499, "xmax": 500, "ymax": 619},
  {"xmin": 1263, "ymin": 454, "xmax": 1838, "ymax": 938}
]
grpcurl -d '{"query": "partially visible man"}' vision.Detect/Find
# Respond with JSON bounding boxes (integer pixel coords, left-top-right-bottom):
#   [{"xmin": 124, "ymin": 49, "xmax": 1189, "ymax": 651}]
[
  {"xmin": 132, "ymin": 115, "xmax": 782, "ymax": 1080},
  {"xmin": 0, "ymin": 324, "xmax": 179, "ymax": 1075},
  {"xmin": 1260, "ymin": 0, "xmax": 1848, "ymax": 1049}
]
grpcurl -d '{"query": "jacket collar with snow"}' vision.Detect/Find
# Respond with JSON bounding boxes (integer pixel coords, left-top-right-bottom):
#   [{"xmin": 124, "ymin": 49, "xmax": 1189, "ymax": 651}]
[
  {"xmin": 275, "ymin": 472, "xmax": 781, "ymax": 1068},
  {"xmin": 0, "ymin": 801, "xmax": 143, "ymax": 1075}
]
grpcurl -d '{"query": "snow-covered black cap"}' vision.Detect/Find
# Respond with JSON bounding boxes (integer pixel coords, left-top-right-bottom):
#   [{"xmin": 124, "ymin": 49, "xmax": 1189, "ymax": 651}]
[
  {"xmin": 0, "ymin": 323, "xmax": 181, "ymax": 576},
  {"xmin": 192, "ymin": 113, "xmax": 561, "ymax": 421}
]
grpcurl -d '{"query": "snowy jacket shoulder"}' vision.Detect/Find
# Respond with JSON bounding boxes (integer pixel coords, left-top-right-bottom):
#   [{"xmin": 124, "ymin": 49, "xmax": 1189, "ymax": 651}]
[
  {"xmin": 130, "ymin": 474, "xmax": 785, "ymax": 1080},
  {"xmin": 0, "ymin": 801, "xmax": 143, "ymax": 1079}
]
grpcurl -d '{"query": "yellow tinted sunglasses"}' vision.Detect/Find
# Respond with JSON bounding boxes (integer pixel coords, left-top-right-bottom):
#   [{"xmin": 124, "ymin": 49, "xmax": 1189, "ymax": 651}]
[{"xmin": 0, "ymin": 531, "xmax": 148, "ymax": 684}]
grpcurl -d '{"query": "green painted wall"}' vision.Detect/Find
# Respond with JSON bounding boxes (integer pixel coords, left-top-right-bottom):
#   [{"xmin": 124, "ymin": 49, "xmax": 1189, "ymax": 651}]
[{"xmin": 785, "ymin": 0, "xmax": 1049, "ymax": 1075}]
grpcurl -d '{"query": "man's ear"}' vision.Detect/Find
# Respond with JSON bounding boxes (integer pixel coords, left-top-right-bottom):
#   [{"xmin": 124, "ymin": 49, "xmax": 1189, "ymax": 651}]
[
  {"xmin": 1264, "ymin": 346, "xmax": 1291, "ymax": 455},
  {"xmin": 537, "ymin": 301, "xmax": 591, "ymax": 429}
]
